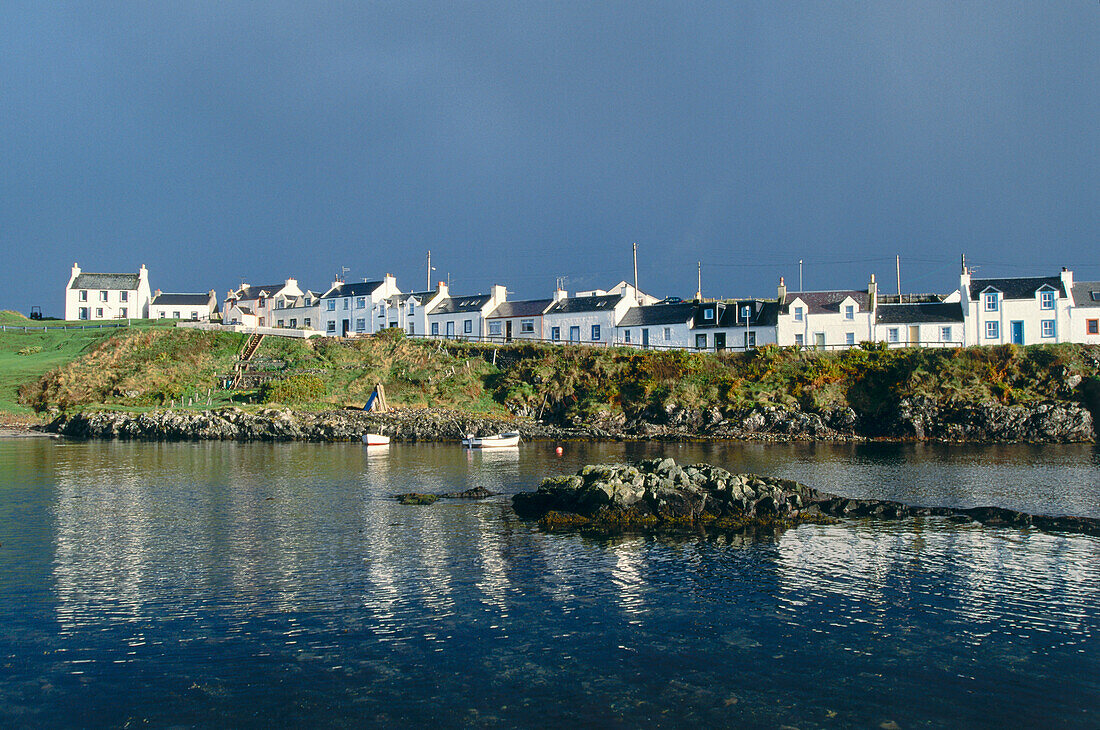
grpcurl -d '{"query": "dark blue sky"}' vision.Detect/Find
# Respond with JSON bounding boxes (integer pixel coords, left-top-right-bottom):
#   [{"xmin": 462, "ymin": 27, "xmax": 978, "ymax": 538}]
[{"xmin": 3, "ymin": 2, "xmax": 1097, "ymax": 314}]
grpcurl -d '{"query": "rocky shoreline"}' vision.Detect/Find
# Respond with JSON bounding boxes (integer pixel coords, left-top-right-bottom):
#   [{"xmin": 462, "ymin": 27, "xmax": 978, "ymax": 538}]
[
  {"xmin": 42, "ymin": 397, "xmax": 1095, "ymax": 443},
  {"xmin": 512, "ymin": 458, "xmax": 1100, "ymax": 536}
]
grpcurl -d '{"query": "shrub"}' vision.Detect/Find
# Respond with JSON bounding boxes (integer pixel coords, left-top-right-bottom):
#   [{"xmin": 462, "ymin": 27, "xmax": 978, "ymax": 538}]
[{"xmin": 260, "ymin": 374, "xmax": 327, "ymax": 404}]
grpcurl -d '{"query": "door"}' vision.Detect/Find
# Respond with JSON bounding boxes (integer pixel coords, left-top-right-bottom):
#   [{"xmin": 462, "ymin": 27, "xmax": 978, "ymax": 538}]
[
  {"xmin": 505, "ymin": 320, "xmax": 512, "ymax": 342},
  {"xmin": 813, "ymin": 332, "xmax": 825, "ymax": 350},
  {"xmin": 908, "ymin": 325, "xmax": 920, "ymax": 346},
  {"xmin": 642, "ymin": 328, "xmax": 649, "ymax": 348},
  {"xmin": 569, "ymin": 326, "xmax": 580, "ymax": 342},
  {"xmin": 341, "ymin": 319, "xmax": 349, "ymax": 336},
  {"xmin": 714, "ymin": 332, "xmax": 726, "ymax": 351},
  {"xmin": 1011, "ymin": 321, "xmax": 1024, "ymax": 344}
]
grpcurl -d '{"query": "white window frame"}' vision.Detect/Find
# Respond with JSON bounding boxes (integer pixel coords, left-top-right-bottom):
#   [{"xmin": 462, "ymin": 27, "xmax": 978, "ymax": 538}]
[
  {"xmin": 326, "ymin": 300, "xmax": 336, "ymax": 311},
  {"xmin": 520, "ymin": 319, "xmax": 534, "ymax": 333},
  {"xmin": 1041, "ymin": 320, "xmax": 1056, "ymax": 338},
  {"xmin": 119, "ymin": 307, "xmax": 128, "ymax": 318},
  {"xmin": 624, "ymin": 330, "xmax": 631, "ymax": 343},
  {"xmin": 488, "ymin": 321, "xmax": 502, "ymax": 336},
  {"xmin": 327, "ymin": 321, "xmax": 336, "ymax": 333},
  {"xmin": 120, "ymin": 291, "xmax": 128, "ymax": 302},
  {"xmin": 79, "ymin": 290, "xmax": 88, "ymax": 302},
  {"xmin": 845, "ymin": 332, "xmax": 855, "ymax": 345},
  {"xmin": 695, "ymin": 333, "xmax": 707, "ymax": 350},
  {"xmin": 356, "ymin": 318, "xmax": 366, "ymax": 332},
  {"xmin": 940, "ymin": 326, "xmax": 952, "ymax": 342},
  {"xmin": 985, "ymin": 321, "xmax": 999, "ymax": 339},
  {"xmin": 984, "ymin": 293, "xmax": 998, "ymax": 312},
  {"xmin": 844, "ymin": 305, "xmax": 854, "ymax": 320},
  {"xmin": 794, "ymin": 333, "xmax": 804, "ymax": 346},
  {"xmin": 551, "ymin": 327, "xmax": 561, "ymax": 341},
  {"xmin": 887, "ymin": 328, "xmax": 899, "ymax": 343},
  {"xmin": 1040, "ymin": 291, "xmax": 1055, "ymax": 310},
  {"xmin": 663, "ymin": 327, "xmax": 671, "ymax": 340},
  {"xmin": 794, "ymin": 306, "xmax": 803, "ymax": 322}
]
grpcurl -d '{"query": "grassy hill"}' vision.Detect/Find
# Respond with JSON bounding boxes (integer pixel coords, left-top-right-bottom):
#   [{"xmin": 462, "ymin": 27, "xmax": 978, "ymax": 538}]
[{"xmin": 7, "ymin": 326, "xmax": 1100, "ymax": 432}]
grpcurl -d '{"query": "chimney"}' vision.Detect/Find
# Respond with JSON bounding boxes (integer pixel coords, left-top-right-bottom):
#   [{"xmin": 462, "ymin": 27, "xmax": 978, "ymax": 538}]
[
  {"xmin": 155, "ymin": 289, "xmax": 162, "ymax": 297},
  {"xmin": 384, "ymin": 273, "xmax": 397, "ymax": 291},
  {"xmin": 553, "ymin": 286, "xmax": 568, "ymax": 302},
  {"xmin": 437, "ymin": 281, "xmax": 448, "ymax": 298},
  {"xmin": 1061, "ymin": 267, "xmax": 1074, "ymax": 292},
  {"xmin": 868, "ymin": 274, "xmax": 877, "ymax": 312},
  {"xmin": 491, "ymin": 284, "xmax": 507, "ymax": 304},
  {"xmin": 777, "ymin": 277, "xmax": 787, "ymax": 304},
  {"xmin": 139, "ymin": 264, "xmax": 148, "ymax": 282}
]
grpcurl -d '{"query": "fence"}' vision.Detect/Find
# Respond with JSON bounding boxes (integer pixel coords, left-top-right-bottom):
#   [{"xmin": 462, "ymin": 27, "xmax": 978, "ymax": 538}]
[
  {"xmin": 176, "ymin": 321, "xmax": 323, "ymax": 339},
  {"xmin": 0, "ymin": 321, "xmax": 136, "ymax": 333}
]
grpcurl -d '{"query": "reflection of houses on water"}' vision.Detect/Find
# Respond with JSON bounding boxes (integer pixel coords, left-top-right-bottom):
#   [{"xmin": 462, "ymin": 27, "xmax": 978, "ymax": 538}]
[{"xmin": 608, "ymin": 537, "xmax": 647, "ymax": 624}]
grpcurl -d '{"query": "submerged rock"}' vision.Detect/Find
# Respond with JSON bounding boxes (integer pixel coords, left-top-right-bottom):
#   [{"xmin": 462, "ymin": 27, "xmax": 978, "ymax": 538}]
[
  {"xmin": 395, "ymin": 486, "xmax": 498, "ymax": 504},
  {"xmin": 395, "ymin": 493, "xmax": 439, "ymax": 505},
  {"xmin": 513, "ymin": 459, "xmax": 1100, "ymax": 536}
]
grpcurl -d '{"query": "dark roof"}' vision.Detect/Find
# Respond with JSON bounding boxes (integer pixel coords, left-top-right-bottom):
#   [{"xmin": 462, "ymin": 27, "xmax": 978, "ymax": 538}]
[
  {"xmin": 618, "ymin": 302, "xmax": 696, "ymax": 327},
  {"xmin": 322, "ymin": 280, "xmax": 385, "ymax": 299},
  {"xmin": 692, "ymin": 301, "xmax": 725, "ymax": 328},
  {"xmin": 487, "ymin": 299, "xmax": 553, "ymax": 318},
  {"xmin": 782, "ymin": 290, "xmax": 870, "ymax": 315},
  {"xmin": 545, "ymin": 294, "xmax": 621, "ymax": 314},
  {"xmin": 237, "ymin": 305, "xmax": 254, "ymax": 316},
  {"xmin": 969, "ymin": 276, "xmax": 1066, "ymax": 300},
  {"xmin": 71, "ymin": 273, "xmax": 140, "ymax": 290},
  {"xmin": 151, "ymin": 293, "xmax": 212, "ymax": 306},
  {"xmin": 1072, "ymin": 282, "xmax": 1100, "ymax": 309},
  {"xmin": 718, "ymin": 301, "xmax": 780, "ymax": 328},
  {"xmin": 389, "ymin": 290, "xmax": 438, "ymax": 305},
  {"xmin": 876, "ymin": 302, "xmax": 964, "ymax": 324},
  {"xmin": 430, "ymin": 294, "xmax": 492, "ymax": 314},
  {"xmin": 240, "ymin": 283, "xmax": 288, "ymax": 297}
]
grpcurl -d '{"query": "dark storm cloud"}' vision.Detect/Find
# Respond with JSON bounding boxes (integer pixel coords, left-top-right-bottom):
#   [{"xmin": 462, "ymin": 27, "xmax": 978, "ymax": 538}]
[{"xmin": 1, "ymin": 2, "xmax": 1097, "ymax": 313}]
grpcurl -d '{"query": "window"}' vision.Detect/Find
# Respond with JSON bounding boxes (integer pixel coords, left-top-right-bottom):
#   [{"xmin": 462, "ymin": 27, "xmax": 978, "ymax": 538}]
[
  {"xmin": 794, "ymin": 306, "xmax": 803, "ymax": 322},
  {"xmin": 794, "ymin": 333, "xmax": 804, "ymax": 346},
  {"xmin": 985, "ymin": 321, "xmax": 999, "ymax": 339},
  {"xmin": 159, "ymin": 312, "xmax": 166, "ymax": 319},
  {"xmin": 356, "ymin": 297, "xmax": 366, "ymax": 309},
  {"xmin": 191, "ymin": 311, "xmax": 198, "ymax": 320},
  {"xmin": 258, "ymin": 296, "xmax": 265, "ymax": 309},
  {"xmin": 887, "ymin": 328, "xmax": 899, "ymax": 343},
  {"xmin": 378, "ymin": 308, "xmax": 385, "ymax": 318},
  {"xmin": 343, "ymin": 298, "xmax": 349, "ymax": 310},
  {"xmin": 941, "ymin": 326, "xmax": 952, "ymax": 342},
  {"xmin": 408, "ymin": 323, "xmax": 414, "ymax": 335},
  {"xmin": 814, "ymin": 332, "xmax": 825, "ymax": 349},
  {"xmin": 431, "ymin": 322, "xmax": 439, "ymax": 336},
  {"xmin": 844, "ymin": 305, "xmax": 854, "ymax": 320},
  {"xmin": 984, "ymin": 293, "xmax": 998, "ymax": 312},
  {"xmin": 1088, "ymin": 319, "xmax": 1099, "ymax": 335},
  {"xmin": 120, "ymin": 291, "xmax": 128, "ymax": 302},
  {"xmin": 354, "ymin": 318, "xmax": 365, "ymax": 332},
  {"xmin": 489, "ymin": 321, "xmax": 502, "ymax": 336},
  {"xmin": 624, "ymin": 330, "xmax": 631, "ymax": 343},
  {"xmin": 446, "ymin": 321, "xmax": 455, "ymax": 338},
  {"xmin": 569, "ymin": 326, "xmax": 580, "ymax": 342},
  {"xmin": 1040, "ymin": 291, "xmax": 1055, "ymax": 310},
  {"xmin": 79, "ymin": 290, "xmax": 88, "ymax": 302},
  {"xmin": 290, "ymin": 318, "xmax": 297, "ymax": 328},
  {"xmin": 275, "ymin": 300, "xmax": 283, "ymax": 309},
  {"xmin": 551, "ymin": 327, "xmax": 561, "ymax": 341},
  {"xmin": 521, "ymin": 319, "xmax": 534, "ymax": 333},
  {"xmin": 408, "ymin": 302, "xmax": 415, "ymax": 315},
  {"xmin": 304, "ymin": 318, "xmax": 311, "ymax": 328},
  {"xmin": 591, "ymin": 324, "xmax": 600, "ymax": 341},
  {"xmin": 703, "ymin": 307, "xmax": 715, "ymax": 320},
  {"xmin": 172, "ymin": 311, "xmax": 180, "ymax": 319},
  {"xmin": 695, "ymin": 334, "xmax": 707, "ymax": 350},
  {"xmin": 464, "ymin": 319, "xmax": 473, "ymax": 334},
  {"xmin": 117, "ymin": 307, "xmax": 127, "ymax": 318},
  {"xmin": 95, "ymin": 308, "xmax": 103, "ymax": 317},
  {"xmin": 79, "ymin": 307, "xmax": 89, "ymax": 320},
  {"xmin": 327, "ymin": 321, "xmax": 336, "ymax": 333},
  {"xmin": 1041, "ymin": 320, "xmax": 1056, "ymax": 338},
  {"xmin": 744, "ymin": 331, "xmax": 756, "ymax": 348},
  {"xmin": 276, "ymin": 319, "xmax": 284, "ymax": 328},
  {"xmin": 664, "ymin": 327, "xmax": 671, "ymax": 340},
  {"xmin": 327, "ymin": 300, "xmax": 336, "ymax": 311},
  {"xmin": 845, "ymin": 332, "xmax": 855, "ymax": 345},
  {"xmin": 741, "ymin": 305, "xmax": 751, "ymax": 320}
]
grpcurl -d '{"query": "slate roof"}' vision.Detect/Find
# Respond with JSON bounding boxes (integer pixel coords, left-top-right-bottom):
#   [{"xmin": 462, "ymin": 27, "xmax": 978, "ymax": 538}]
[
  {"xmin": 234, "ymin": 283, "xmax": 288, "ymax": 299},
  {"xmin": 430, "ymin": 294, "xmax": 492, "ymax": 314},
  {"xmin": 617, "ymin": 302, "xmax": 696, "ymax": 327},
  {"xmin": 718, "ymin": 301, "xmax": 780, "ymax": 327},
  {"xmin": 968, "ymin": 276, "xmax": 1067, "ymax": 300},
  {"xmin": 71, "ymin": 273, "xmax": 140, "ymax": 290},
  {"xmin": 487, "ymin": 299, "xmax": 553, "ymax": 318},
  {"xmin": 321, "ymin": 281, "xmax": 384, "ymax": 299},
  {"xmin": 782, "ymin": 290, "xmax": 870, "ymax": 315},
  {"xmin": 875, "ymin": 302, "xmax": 964, "ymax": 324},
  {"xmin": 389, "ymin": 290, "xmax": 438, "ymax": 305},
  {"xmin": 545, "ymin": 294, "xmax": 620, "ymax": 315},
  {"xmin": 151, "ymin": 293, "xmax": 212, "ymax": 306},
  {"xmin": 1071, "ymin": 282, "xmax": 1100, "ymax": 309}
]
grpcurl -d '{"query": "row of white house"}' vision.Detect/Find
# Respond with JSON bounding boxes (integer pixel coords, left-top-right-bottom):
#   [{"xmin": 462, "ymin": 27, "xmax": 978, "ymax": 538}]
[{"xmin": 64, "ymin": 261, "xmax": 1100, "ymax": 350}]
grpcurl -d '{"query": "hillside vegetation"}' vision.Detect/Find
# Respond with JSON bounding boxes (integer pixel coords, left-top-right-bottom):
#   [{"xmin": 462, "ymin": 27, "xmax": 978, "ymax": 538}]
[{"xmin": 10, "ymin": 327, "xmax": 1100, "ymax": 432}]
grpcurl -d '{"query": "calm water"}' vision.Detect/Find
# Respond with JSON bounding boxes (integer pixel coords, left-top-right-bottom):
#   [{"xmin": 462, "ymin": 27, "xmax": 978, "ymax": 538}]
[{"xmin": 2, "ymin": 438, "xmax": 1099, "ymax": 728}]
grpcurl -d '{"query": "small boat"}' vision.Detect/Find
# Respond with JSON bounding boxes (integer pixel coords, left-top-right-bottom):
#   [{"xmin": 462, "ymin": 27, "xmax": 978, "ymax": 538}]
[
  {"xmin": 362, "ymin": 433, "xmax": 390, "ymax": 446},
  {"xmin": 461, "ymin": 432, "xmax": 520, "ymax": 448}
]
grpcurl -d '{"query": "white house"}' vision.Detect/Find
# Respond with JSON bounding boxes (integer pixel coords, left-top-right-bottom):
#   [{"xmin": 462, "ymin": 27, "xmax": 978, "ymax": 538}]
[
  {"xmin": 485, "ymin": 297, "xmax": 556, "ymax": 342},
  {"xmin": 775, "ymin": 277, "xmax": 876, "ymax": 349},
  {"xmin": 873, "ymin": 300, "xmax": 965, "ymax": 347},
  {"xmin": 1070, "ymin": 281, "xmax": 1100, "ymax": 344},
  {"xmin": 65, "ymin": 263, "xmax": 152, "ymax": 321},
  {"xmin": 542, "ymin": 284, "xmax": 646, "ymax": 345},
  {"xmin": 319, "ymin": 274, "xmax": 401, "ymax": 337},
  {"xmin": 149, "ymin": 290, "xmax": 218, "ymax": 321},
  {"xmin": 425, "ymin": 285, "xmax": 508, "ymax": 340},
  {"xmin": 387, "ymin": 286, "xmax": 449, "ymax": 337},
  {"xmin": 224, "ymin": 279, "xmax": 304, "ymax": 328},
  {"xmin": 576, "ymin": 280, "xmax": 660, "ymax": 305},
  {"xmin": 615, "ymin": 301, "xmax": 696, "ymax": 349},
  {"xmin": 273, "ymin": 291, "xmax": 321, "ymax": 330},
  {"xmin": 960, "ymin": 269, "xmax": 1073, "ymax": 346},
  {"xmin": 690, "ymin": 299, "xmax": 781, "ymax": 352}
]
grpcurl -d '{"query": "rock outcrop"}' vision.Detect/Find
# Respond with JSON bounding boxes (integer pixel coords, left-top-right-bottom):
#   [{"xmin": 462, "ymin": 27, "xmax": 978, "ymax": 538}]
[{"xmin": 513, "ymin": 459, "xmax": 1100, "ymax": 536}]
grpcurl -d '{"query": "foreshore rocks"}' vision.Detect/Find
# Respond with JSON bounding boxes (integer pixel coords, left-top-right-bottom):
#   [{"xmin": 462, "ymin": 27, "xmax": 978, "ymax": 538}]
[
  {"xmin": 512, "ymin": 459, "xmax": 1100, "ymax": 536},
  {"xmin": 46, "ymin": 407, "xmax": 579, "ymax": 442},
  {"xmin": 43, "ymin": 397, "xmax": 1094, "ymax": 443}
]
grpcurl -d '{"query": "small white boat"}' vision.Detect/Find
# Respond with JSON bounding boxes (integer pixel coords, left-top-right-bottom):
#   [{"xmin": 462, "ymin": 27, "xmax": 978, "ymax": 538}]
[
  {"xmin": 362, "ymin": 433, "xmax": 390, "ymax": 446},
  {"xmin": 461, "ymin": 432, "xmax": 520, "ymax": 448}
]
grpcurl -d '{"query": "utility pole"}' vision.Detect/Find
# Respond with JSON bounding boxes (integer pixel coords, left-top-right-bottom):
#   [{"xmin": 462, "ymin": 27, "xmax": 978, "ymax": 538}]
[
  {"xmin": 896, "ymin": 254, "xmax": 902, "ymax": 298},
  {"xmin": 426, "ymin": 250, "xmax": 434, "ymax": 290},
  {"xmin": 961, "ymin": 253, "xmax": 967, "ymax": 274},
  {"xmin": 697, "ymin": 261, "xmax": 702, "ymax": 300},
  {"xmin": 632, "ymin": 242, "xmax": 640, "ymax": 303},
  {"xmin": 799, "ymin": 259, "xmax": 803, "ymax": 291}
]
